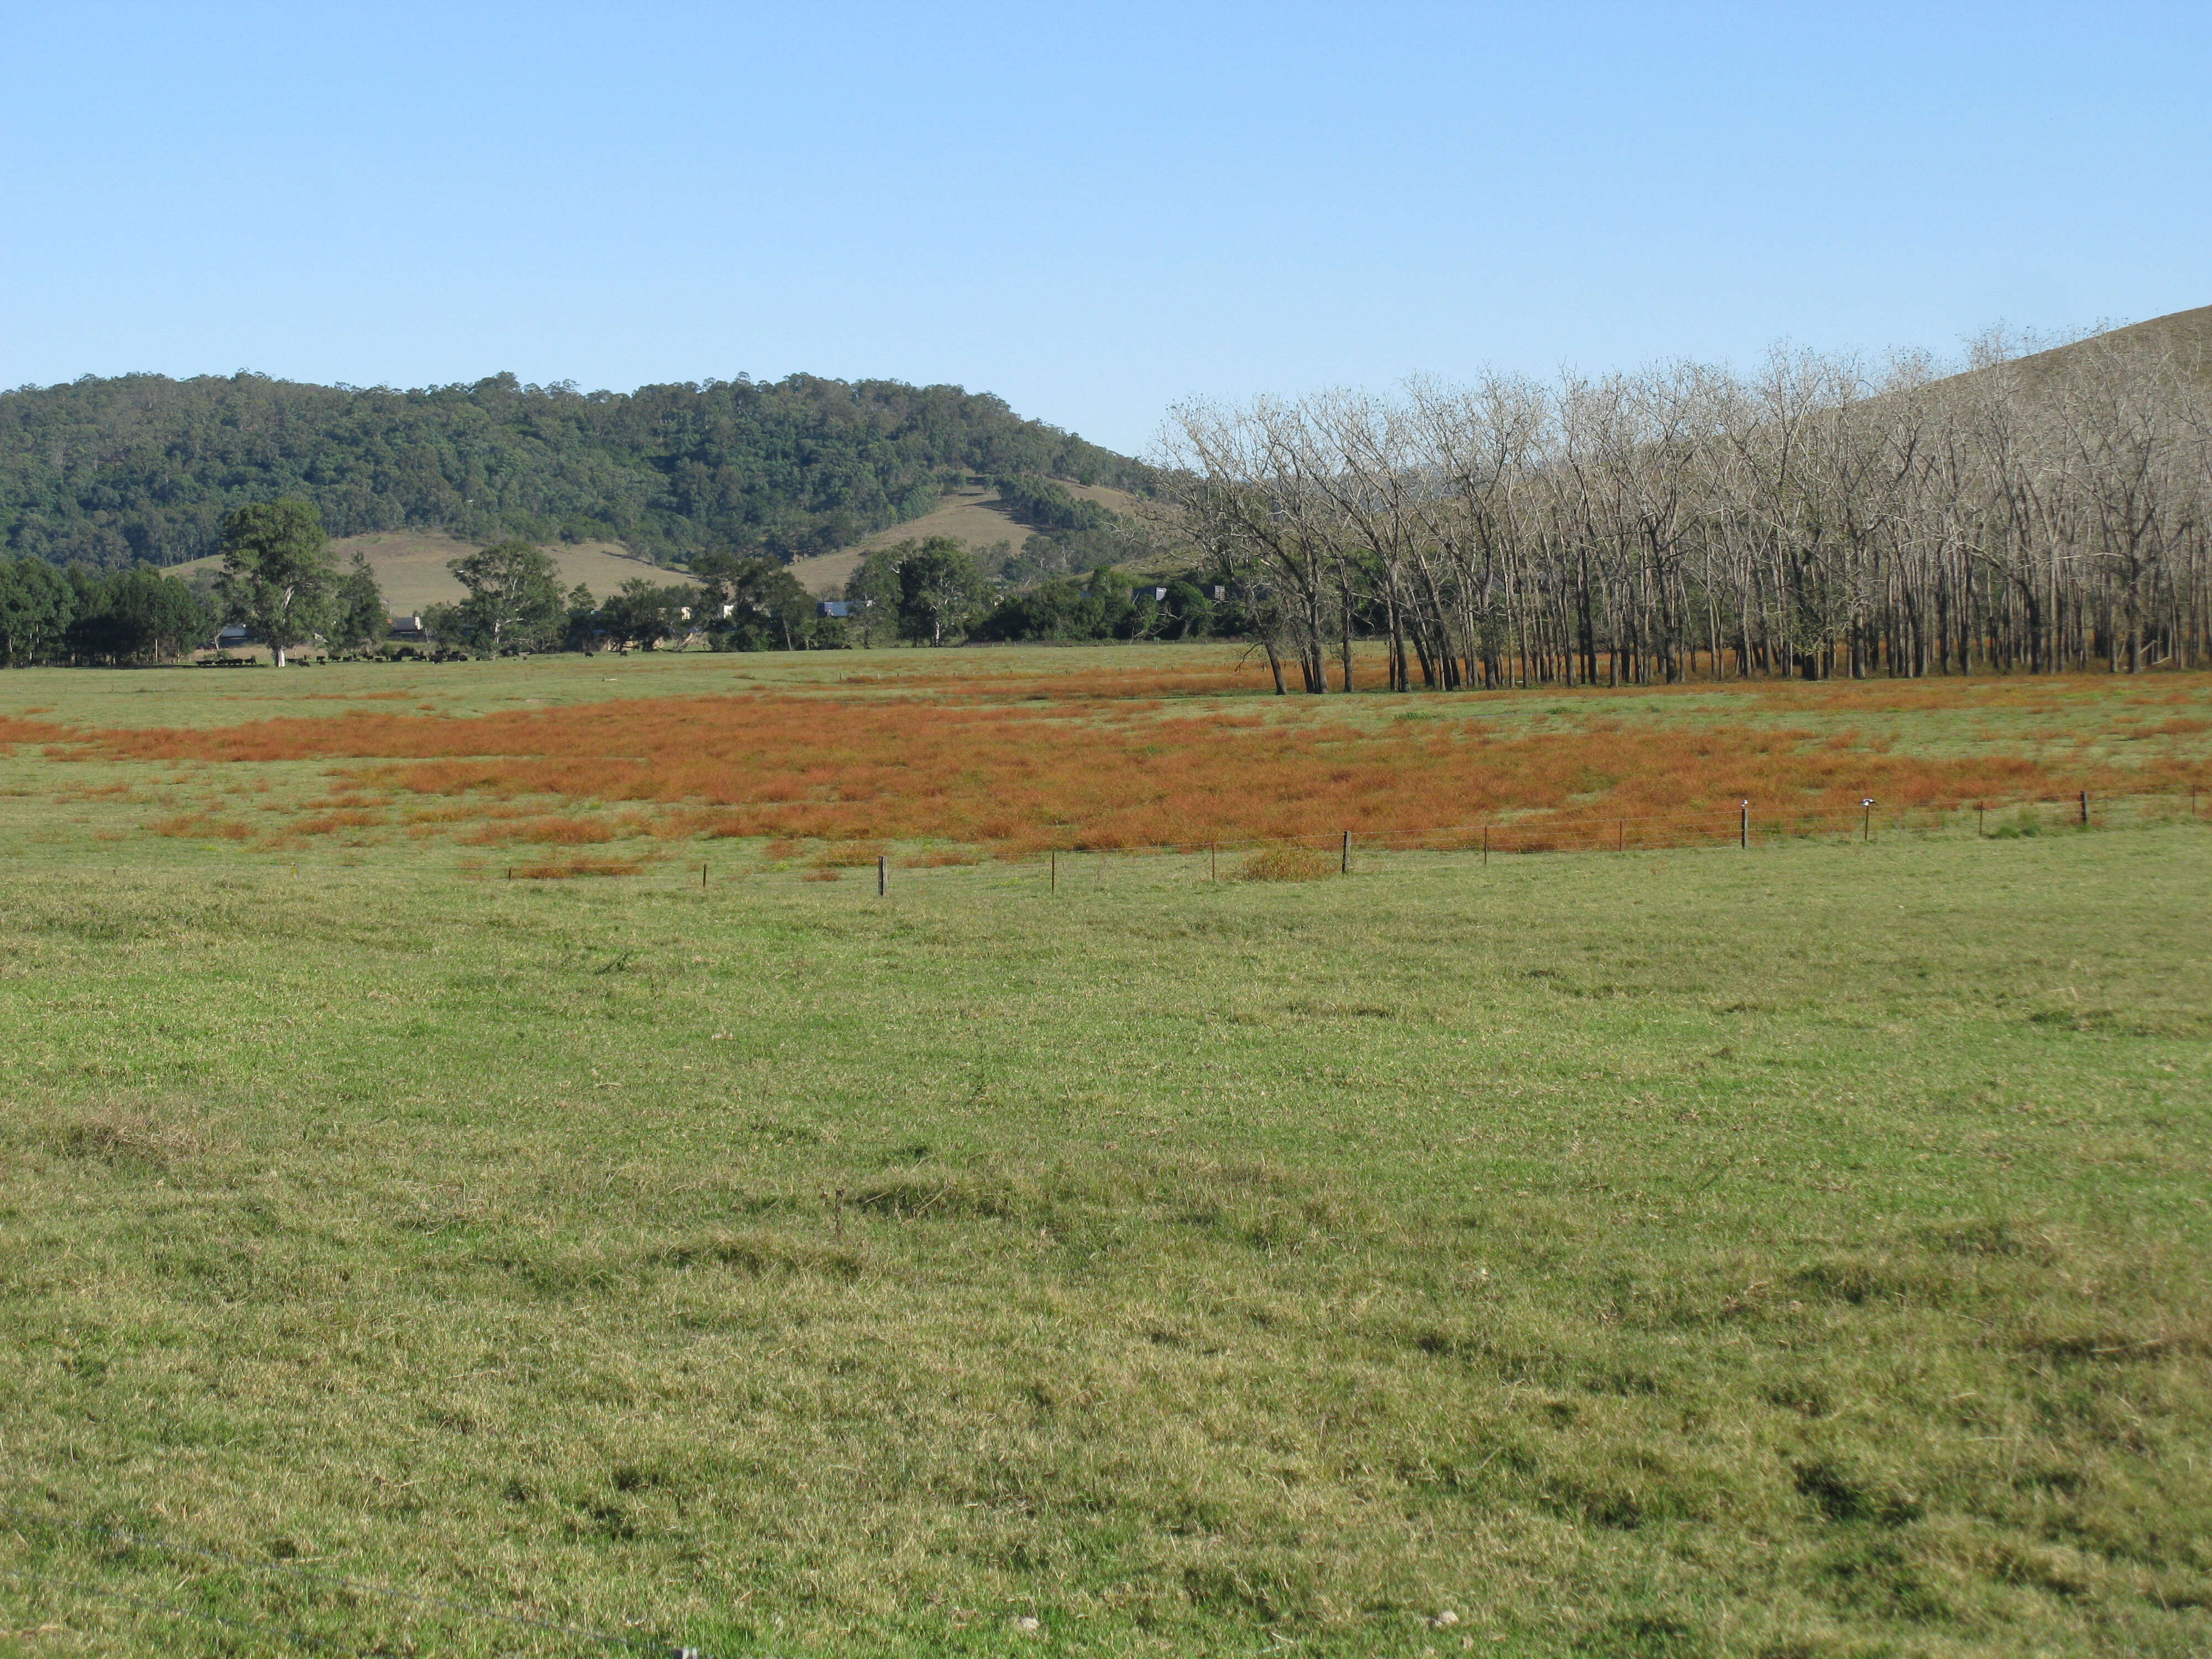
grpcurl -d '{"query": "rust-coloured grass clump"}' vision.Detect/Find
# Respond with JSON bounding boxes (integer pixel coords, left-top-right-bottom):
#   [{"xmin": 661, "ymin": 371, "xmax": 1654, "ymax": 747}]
[
  {"xmin": 508, "ymin": 855, "xmax": 643, "ymax": 879},
  {"xmin": 1239, "ymin": 845, "xmax": 1336, "ymax": 881}
]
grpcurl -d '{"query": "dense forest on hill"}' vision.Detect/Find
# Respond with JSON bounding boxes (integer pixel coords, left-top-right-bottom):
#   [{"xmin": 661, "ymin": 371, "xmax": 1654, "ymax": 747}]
[{"xmin": 0, "ymin": 371, "xmax": 1151, "ymax": 570}]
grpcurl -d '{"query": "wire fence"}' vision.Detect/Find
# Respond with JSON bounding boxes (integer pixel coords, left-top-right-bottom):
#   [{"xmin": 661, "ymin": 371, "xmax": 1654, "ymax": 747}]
[
  {"xmin": 1181, "ymin": 785, "xmax": 2205, "ymax": 863},
  {"xmin": 873, "ymin": 786, "xmax": 2207, "ymax": 889},
  {"xmin": 2, "ymin": 787, "xmax": 2201, "ymax": 892}
]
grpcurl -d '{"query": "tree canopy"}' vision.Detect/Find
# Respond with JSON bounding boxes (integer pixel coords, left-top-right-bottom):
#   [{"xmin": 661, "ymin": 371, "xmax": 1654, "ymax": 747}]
[
  {"xmin": 215, "ymin": 498, "xmax": 333, "ymax": 667},
  {"xmin": 330, "ymin": 552, "xmax": 388, "ymax": 652},
  {"xmin": 891, "ymin": 538, "xmax": 991, "ymax": 645},
  {"xmin": 444, "ymin": 539, "xmax": 565, "ymax": 653},
  {"xmin": 0, "ymin": 559, "xmax": 210, "ymax": 665},
  {"xmin": 692, "ymin": 551, "xmax": 816, "ymax": 651}
]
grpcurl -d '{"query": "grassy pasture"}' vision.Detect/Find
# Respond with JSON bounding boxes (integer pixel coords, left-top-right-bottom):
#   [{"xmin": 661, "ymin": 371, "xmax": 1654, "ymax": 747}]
[{"xmin": 0, "ymin": 653, "xmax": 2209, "ymax": 1657}]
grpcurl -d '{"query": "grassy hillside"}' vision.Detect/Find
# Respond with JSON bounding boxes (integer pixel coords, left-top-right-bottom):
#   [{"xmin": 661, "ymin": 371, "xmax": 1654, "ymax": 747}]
[
  {"xmin": 168, "ymin": 530, "xmax": 697, "ymax": 616},
  {"xmin": 1931, "ymin": 303, "xmax": 2212, "ymax": 399},
  {"xmin": 788, "ymin": 481, "xmax": 1152, "ymax": 595},
  {"xmin": 2015, "ymin": 304, "xmax": 2212, "ymax": 383},
  {"xmin": 0, "ymin": 654, "xmax": 2206, "ymax": 1656}
]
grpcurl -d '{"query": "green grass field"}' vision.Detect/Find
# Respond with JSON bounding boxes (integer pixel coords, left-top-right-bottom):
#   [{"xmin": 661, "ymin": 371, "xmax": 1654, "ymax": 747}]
[{"xmin": 0, "ymin": 655, "xmax": 2208, "ymax": 1657}]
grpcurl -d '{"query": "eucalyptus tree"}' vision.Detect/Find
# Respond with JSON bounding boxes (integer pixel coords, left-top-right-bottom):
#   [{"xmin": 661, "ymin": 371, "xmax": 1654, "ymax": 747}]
[{"xmin": 216, "ymin": 497, "xmax": 334, "ymax": 666}]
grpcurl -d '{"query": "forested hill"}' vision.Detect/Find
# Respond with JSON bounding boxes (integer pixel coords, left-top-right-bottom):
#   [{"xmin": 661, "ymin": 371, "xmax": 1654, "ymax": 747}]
[{"xmin": 0, "ymin": 371, "xmax": 1151, "ymax": 570}]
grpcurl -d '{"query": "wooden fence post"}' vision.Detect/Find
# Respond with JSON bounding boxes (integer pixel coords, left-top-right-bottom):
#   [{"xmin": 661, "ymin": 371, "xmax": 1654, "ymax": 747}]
[
  {"xmin": 877, "ymin": 854, "xmax": 887, "ymax": 896},
  {"xmin": 2079, "ymin": 790, "xmax": 2090, "ymax": 826},
  {"xmin": 1740, "ymin": 800, "xmax": 1749, "ymax": 849},
  {"xmin": 1341, "ymin": 830, "xmax": 1350, "ymax": 874},
  {"xmin": 1050, "ymin": 850, "xmax": 1057, "ymax": 892}
]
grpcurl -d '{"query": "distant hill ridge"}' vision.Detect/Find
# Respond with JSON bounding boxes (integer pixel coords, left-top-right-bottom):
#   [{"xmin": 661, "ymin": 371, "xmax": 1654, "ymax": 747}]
[{"xmin": 0, "ymin": 370, "xmax": 1152, "ymax": 570}]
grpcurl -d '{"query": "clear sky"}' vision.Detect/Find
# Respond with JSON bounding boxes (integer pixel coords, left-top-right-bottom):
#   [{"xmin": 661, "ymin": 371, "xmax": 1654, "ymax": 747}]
[{"xmin": 2, "ymin": 3, "xmax": 2205, "ymax": 455}]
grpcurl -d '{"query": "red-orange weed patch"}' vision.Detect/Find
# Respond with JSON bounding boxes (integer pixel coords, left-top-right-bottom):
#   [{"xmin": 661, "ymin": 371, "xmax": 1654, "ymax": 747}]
[
  {"xmin": 458, "ymin": 815, "xmax": 617, "ymax": 847},
  {"xmin": 294, "ymin": 810, "xmax": 387, "ymax": 835},
  {"xmin": 144, "ymin": 813, "xmax": 254, "ymax": 842},
  {"xmin": 0, "ymin": 714, "xmax": 76, "ymax": 749},
  {"xmin": 509, "ymin": 856, "xmax": 642, "ymax": 879},
  {"xmin": 56, "ymin": 673, "xmax": 2212, "ymax": 853}
]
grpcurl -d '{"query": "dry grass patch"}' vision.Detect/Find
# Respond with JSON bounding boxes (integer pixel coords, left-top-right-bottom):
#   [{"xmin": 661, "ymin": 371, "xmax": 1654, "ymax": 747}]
[
  {"xmin": 1239, "ymin": 844, "xmax": 1337, "ymax": 881},
  {"xmin": 507, "ymin": 854, "xmax": 643, "ymax": 879}
]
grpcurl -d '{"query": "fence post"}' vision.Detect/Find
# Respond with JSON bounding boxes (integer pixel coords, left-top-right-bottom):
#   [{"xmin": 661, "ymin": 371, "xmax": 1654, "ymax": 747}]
[
  {"xmin": 1341, "ymin": 830, "xmax": 1350, "ymax": 874},
  {"xmin": 1861, "ymin": 799, "xmax": 1874, "ymax": 843},
  {"xmin": 2079, "ymin": 790, "xmax": 2089, "ymax": 826},
  {"xmin": 1209, "ymin": 843, "xmax": 1217, "ymax": 881},
  {"xmin": 1977, "ymin": 805, "xmax": 1985, "ymax": 838},
  {"xmin": 1482, "ymin": 827, "xmax": 1489, "ymax": 866},
  {"xmin": 1740, "ymin": 800, "xmax": 1749, "ymax": 849},
  {"xmin": 701, "ymin": 862, "xmax": 708, "ymax": 889},
  {"xmin": 877, "ymin": 854, "xmax": 887, "ymax": 897},
  {"xmin": 1050, "ymin": 849, "xmax": 1057, "ymax": 893}
]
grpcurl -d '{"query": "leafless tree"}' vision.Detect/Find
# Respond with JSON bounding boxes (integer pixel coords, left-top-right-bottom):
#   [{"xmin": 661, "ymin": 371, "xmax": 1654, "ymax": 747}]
[{"xmin": 1156, "ymin": 332, "xmax": 2212, "ymax": 690}]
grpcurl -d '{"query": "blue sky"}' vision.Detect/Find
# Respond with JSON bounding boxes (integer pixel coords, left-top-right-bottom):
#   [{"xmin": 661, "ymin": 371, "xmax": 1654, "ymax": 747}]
[{"xmin": 2, "ymin": 3, "xmax": 2205, "ymax": 453}]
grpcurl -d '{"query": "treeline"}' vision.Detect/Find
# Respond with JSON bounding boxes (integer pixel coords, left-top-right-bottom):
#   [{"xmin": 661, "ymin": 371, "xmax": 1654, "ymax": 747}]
[
  {"xmin": 1162, "ymin": 326, "xmax": 2212, "ymax": 691},
  {"xmin": 838, "ymin": 539, "xmax": 1217, "ymax": 646},
  {"xmin": 0, "ymin": 559, "xmax": 215, "ymax": 665},
  {"xmin": 0, "ymin": 371, "xmax": 1151, "ymax": 571},
  {"xmin": 973, "ymin": 570, "xmax": 1217, "ymax": 642}
]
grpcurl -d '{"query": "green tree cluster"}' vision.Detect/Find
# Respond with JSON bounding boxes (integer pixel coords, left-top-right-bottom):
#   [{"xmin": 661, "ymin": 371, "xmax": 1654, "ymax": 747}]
[
  {"xmin": 0, "ymin": 372, "xmax": 1152, "ymax": 570},
  {"xmin": 330, "ymin": 554, "xmax": 389, "ymax": 652},
  {"xmin": 424, "ymin": 540, "xmax": 566, "ymax": 653},
  {"xmin": 592, "ymin": 579, "xmax": 702, "ymax": 650},
  {"xmin": 839, "ymin": 538, "xmax": 990, "ymax": 646},
  {"xmin": 0, "ymin": 558, "xmax": 212, "ymax": 665},
  {"xmin": 691, "ymin": 551, "xmax": 819, "ymax": 651},
  {"xmin": 842, "ymin": 550, "xmax": 904, "ymax": 648},
  {"xmin": 972, "ymin": 571, "xmax": 1214, "ymax": 643}
]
